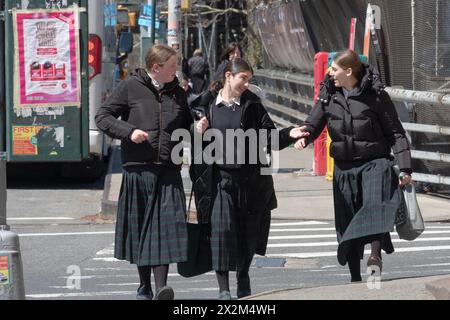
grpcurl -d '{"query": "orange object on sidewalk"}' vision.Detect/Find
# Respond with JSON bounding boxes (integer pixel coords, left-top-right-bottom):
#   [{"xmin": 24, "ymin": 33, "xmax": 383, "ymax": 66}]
[{"xmin": 312, "ymin": 52, "xmax": 329, "ymax": 176}]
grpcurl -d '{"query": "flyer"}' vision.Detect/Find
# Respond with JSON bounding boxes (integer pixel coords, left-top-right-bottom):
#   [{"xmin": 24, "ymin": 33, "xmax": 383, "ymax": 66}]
[{"xmin": 13, "ymin": 8, "xmax": 81, "ymax": 108}]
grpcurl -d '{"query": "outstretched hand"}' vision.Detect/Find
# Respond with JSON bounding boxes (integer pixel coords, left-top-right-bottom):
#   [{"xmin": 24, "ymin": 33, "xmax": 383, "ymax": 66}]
[{"xmin": 290, "ymin": 126, "xmax": 310, "ymax": 139}]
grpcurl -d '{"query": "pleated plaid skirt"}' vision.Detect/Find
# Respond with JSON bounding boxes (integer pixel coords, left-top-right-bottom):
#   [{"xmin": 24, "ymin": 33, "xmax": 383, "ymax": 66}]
[
  {"xmin": 210, "ymin": 168, "xmax": 243, "ymax": 272},
  {"xmin": 333, "ymin": 158, "xmax": 402, "ymax": 265},
  {"xmin": 114, "ymin": 164, "xmax": 188, "ymax": 267}
]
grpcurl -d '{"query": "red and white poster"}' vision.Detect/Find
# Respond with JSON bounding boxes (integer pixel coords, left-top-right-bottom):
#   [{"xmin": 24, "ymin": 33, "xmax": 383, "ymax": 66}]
[{"xmin": 13, "ymin": 8, "xmax": 81, "ymax": 108}]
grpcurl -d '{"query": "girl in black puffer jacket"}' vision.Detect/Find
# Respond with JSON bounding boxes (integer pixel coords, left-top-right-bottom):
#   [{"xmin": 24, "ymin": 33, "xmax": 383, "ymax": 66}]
[{"xmin": 296, "ymin": 49, "xmax": 413, "ymax": 282}]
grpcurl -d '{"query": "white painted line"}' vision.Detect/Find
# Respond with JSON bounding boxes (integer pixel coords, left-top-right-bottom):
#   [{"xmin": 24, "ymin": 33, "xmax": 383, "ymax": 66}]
[
  {"xmin": 27, "ymin": 291, "xmax": 135, "ymax": 299},
  {"xmin": 96, "ymin": 248, "xmax": 115, "ymax": 256},
  {"xmin": 271, "ymin": 221, "xmax": 328, "ymax": 227},
  {"xmin": 269, "ymin": 229, "xmax": 450, "ymax": 236},
  {"xmin": 27, "ymin": 287, "xmax": 218, "ymax": 299},
  {"xmin": 9, "ymin": 217, "xmax": 75, "ymax": 221},
  {"xmin": 403, "ymin": 262, "xmax": 450, "ymax": 268},
  {"xmin": 270, "ymin": 228, "xmax": 336, "ymax": 232},
  {"xmin": 269, "ymin": 231, "xmax": 450, "ymax": 241},
  {"xmin": 18, "ymin": 231, "xmax": 115, "ymax": 237},
  {"xmin": 93, "ymin": 257, "xmax": 121, "ymax": 262},
  {"xmin": 267, "ymin": 237, "xmax": 450, "ymax": 248},
  {"xmin": 266, "ymin": 245, "xmax": 450, "ymax": 258},
  {"xmin": 270, "ymin": 234, "xmax": 336, "ymax": 240}
]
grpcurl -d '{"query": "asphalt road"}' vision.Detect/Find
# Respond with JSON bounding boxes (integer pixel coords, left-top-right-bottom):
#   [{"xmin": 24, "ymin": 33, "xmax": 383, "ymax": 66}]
[{"xmin": 4, "ymin": 175, "xmax": 450, "ymax": 300}]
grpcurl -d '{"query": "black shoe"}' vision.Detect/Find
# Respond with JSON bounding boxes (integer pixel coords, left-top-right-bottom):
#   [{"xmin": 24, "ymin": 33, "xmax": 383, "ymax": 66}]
[
  {"xmin": 153, "ymin": 286, "xmax": 174, "ymax": 300},
  {"xmin": 237, "ymin": 278, "xmax": 251, "ymax": 298},
  {"xmin": 350, "ymin": 276, "xmax": 362, "ymax": 283},
  {"xmin": 136, "ymin": 285, "xmax": 153, "ymax": 300}
]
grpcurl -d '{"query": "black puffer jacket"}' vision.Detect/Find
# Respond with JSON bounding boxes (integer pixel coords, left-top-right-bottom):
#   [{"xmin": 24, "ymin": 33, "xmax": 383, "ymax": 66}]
[
  {"xmin": 190, "ymin": 89, "xmax": 296, "ymax": 225},
  {"xmin": 95, "ymin": 69, "xmax": 193, "ymax": 169},
  {"xmin": 303, "ymin": 64, "xmax": 412, "ymax": 171}
]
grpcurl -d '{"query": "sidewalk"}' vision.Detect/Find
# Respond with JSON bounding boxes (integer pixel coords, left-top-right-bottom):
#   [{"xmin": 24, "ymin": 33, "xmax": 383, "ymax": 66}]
[{"xmin": 100, "ymin": 143, "xmax": 450, "ymax": 300}]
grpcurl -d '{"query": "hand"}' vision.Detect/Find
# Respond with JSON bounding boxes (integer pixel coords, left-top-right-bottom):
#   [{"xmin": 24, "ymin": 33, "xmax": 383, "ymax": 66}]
[
  {"xmin": 290, "ymin": 126, "xmax": 310, "ymax": 139},
  {"xmin": 130, "ymin": 129, "xmax": 149, "ymax": 144},
  {"xmin": 294, "ymin": 138, "xmax": 307, "ymax": 150},
  {"xmin": 196, "ymin": 117, "xmax": 209, "ymax": 134},
  {"xmin": 399, "ymin": 174, "xmax": 412, "ymax": 187}
]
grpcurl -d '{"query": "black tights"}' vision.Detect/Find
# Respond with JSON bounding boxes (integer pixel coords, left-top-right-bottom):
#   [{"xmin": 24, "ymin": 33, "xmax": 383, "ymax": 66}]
[
  {"xmin": 216, "ymin": 271, "xmax": 230, "ymax": 292},
  {"xmin": 347, "ymin": 240, "xmax": 382, "ymax": 281},
  {"xmin": 137, "ymin": 264, "xmax": 169, "ymax": 292}
]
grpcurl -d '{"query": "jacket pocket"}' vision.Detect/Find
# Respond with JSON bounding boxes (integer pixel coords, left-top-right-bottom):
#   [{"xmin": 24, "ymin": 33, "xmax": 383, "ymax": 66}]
[{"xmin": 353, "ymin": 118, "xmax": 376, "ymax": 141}]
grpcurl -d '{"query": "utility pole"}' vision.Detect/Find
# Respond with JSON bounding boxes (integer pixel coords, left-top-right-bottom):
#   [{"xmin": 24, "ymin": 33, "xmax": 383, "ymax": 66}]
[
  {"xmin": 168, "ymin": 0, "xmax": 181, "ymax": 50},
  {"xmin": 168, "ymin": 0, "xmax": 182, "ymax": 76}
]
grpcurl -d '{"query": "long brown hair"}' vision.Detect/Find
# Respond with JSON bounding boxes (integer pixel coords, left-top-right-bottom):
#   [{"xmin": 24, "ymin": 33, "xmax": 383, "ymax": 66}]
[
  {"xmin": 209, "ymin": 58, "xmax": 253, "ymax": 94},
  {"xmin": 219, "ymin": 42, "xmax": 243, "ymax": 61},
  {"xmin": 333, "ymin": 49, "xmax": 363, "ymax": 80}
]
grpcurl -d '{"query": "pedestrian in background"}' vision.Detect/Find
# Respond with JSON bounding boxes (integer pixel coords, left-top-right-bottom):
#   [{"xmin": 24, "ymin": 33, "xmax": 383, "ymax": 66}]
[
  {"xmin": 188, "ymin": 49, "xmax": 210, "ymax": 94},
  {"xmin": 213, "ymin": 42, "xmax": 243, "ymax": 81},
  {"xmin": 95, "ymin": 44, "xmax": 193, "ymax": 300},
  {"xmin": 295, "ymin": 49, "xmax": 412, "ymax": 282},
  {"xmin": 193, "ymin": 58, "xmax": 308, "ymax": 299}
]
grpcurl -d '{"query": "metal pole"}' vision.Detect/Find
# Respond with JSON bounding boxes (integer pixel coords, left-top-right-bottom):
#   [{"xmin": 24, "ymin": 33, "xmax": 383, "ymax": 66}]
[
  {"xmin": 184, "ymin": 12, "xmax": 188, "ymax": 58},
  {"xmin": 0, "ymin": 0, "xmax": 5, "ymax": 153},
  {"xmin": 167, "ymin": 0, "xmax": 180, "ymax": 49},
  {"xmin": 225, "ymin": 0, "xmax": 229, "ymax": 46},
  {"xmin": 411, "ymin": 0, "xmax": 416, "ymax": 90},
  {"xmin": 0, "ymin": 153, "xmax": 26, "ymax": 300}
]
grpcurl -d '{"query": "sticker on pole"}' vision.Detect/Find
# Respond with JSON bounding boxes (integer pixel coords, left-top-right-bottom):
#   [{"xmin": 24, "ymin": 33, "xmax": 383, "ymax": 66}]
[
  {"xmin": 12, "ymin": 7, "xmax": 82, "ymax": 108},
  {"xmin": 0, "ymin": 255, "xmax": 11, "ymax": 286}
]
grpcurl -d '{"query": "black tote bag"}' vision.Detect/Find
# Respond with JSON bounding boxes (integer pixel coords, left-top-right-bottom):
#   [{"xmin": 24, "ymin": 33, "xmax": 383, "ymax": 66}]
[{"xmin": 177, "ymin": 193, "xmax": 212, "ymax": 278}]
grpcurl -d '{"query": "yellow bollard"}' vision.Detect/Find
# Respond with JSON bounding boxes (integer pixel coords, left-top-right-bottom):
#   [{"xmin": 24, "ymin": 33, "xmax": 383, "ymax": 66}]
[{"xmin": 326, "ymin": 132, "xmax": 334, "ymax": 181}]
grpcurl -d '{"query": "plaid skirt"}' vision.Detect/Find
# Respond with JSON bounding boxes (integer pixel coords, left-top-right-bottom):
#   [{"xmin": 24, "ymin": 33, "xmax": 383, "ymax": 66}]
[
  {"xmin": 114, "ymin": 164, "xmax": 188, "ymax": 267},
  {"xmin": 210, "ymin": 169, "xmax": 241, "ymax": 271},
  {"xmin": 333, "ymin": 158, "xmax": 402, "ymax": 266}
]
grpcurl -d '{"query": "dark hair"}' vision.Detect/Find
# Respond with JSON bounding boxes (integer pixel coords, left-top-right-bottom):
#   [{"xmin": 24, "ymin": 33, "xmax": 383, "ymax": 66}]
[
  {"xmin": 333, "ymin": 49, "xmax": 363, "ymax": 80},
  {"xmin": 145, "ymin": 44, "xmax": 177, "ymax": 71},
  {"xmin": 219, "ymin": 42, "xmax": 243, "ymax": 61},
  {"xmin": 210, "ymin": 58, "xmax": 253, "ymax": 94}
]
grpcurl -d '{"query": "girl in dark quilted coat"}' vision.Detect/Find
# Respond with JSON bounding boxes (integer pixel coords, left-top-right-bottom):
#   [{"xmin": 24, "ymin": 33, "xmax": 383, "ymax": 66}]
[{"xmin": 296, "ymin": 49, "xmax": 413, "ymax": 282}]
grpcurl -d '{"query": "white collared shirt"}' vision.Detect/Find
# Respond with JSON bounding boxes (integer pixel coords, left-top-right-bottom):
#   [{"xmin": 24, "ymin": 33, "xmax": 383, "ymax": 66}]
[
  {"xmin": 146, "ymin": 70, "xmax": 162, "ymax": 90},
  {"xmin": 216, "ymin": 90, "xmax": 241, "ymax": 110}
]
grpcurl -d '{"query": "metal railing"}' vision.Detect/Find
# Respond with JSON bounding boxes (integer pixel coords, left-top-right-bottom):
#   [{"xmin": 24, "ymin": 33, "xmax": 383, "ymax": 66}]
[{"xmin": 254, "ymin": 69, "xmax": 450, "ymax": 186}]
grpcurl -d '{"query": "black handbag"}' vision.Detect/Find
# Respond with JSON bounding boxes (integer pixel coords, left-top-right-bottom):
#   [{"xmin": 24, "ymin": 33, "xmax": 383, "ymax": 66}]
[{"xmin": 177, "ymin": 191, "xmax": 212, "ymax": 277}]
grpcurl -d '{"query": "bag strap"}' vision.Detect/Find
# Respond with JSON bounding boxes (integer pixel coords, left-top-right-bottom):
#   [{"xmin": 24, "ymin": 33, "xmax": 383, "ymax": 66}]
[{"xmin": 187, "ymin": 186, "xmax": 194, "ymax": 223}]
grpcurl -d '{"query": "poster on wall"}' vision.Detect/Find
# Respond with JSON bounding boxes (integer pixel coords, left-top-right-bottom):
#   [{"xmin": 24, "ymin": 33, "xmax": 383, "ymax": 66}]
[
  {"xmin": 12, "ymin": 125, "xmax": 64, "ymax": 156},
  {"xmin": 13, "ymin": 7, "xmax": 81, "ymax": 108}
]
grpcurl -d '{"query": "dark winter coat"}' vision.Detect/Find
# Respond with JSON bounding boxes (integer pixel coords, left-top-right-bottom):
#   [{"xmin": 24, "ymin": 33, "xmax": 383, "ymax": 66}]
[
  {"xmin": 95, "ymin": 68, "xmax": 193, "ymax": 170},
  {"xmin": 188, "ymin": 56, "xmax": 209, "ymax": 94},
  {"xmin": 303, "ymin": 64, "xmax": 412, "ymax": 171},
  {"xmin": 190, "ymin": 89, "xmax": 296, "ymax": 225}
]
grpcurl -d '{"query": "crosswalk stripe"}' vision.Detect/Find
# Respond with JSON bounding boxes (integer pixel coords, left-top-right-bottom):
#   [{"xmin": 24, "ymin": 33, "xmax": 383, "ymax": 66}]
[
  {"xmin": 267, "ymin": 237, "xmax": 450, "ymax": 248},
  {"xmin": 270, "ymin": 227, "xmax": 336, "ymax": 232},
  {"xmin": 270, "ymin": 221, "xmax": 328, "ymax": 226},
  {"xmin": 266, "ymin": 245, "xmax": 450, "ymax": 258}
]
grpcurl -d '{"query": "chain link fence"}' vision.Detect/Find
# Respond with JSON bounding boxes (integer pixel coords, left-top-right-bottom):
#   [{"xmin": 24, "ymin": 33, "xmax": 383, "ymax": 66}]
[{"xmin": 252, "ymin": 0, "xmax": 450, "ymax": 191}]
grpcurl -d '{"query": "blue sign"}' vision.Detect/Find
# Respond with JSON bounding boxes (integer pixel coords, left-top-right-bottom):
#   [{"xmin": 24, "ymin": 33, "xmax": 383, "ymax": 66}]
[
  {"xmin": 138, "ymin": 4, "xmax": 153, "ymax": 27},
  {"xmin": 104, "ymin": 4, "xmax": 117, "ymax": 27}
]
